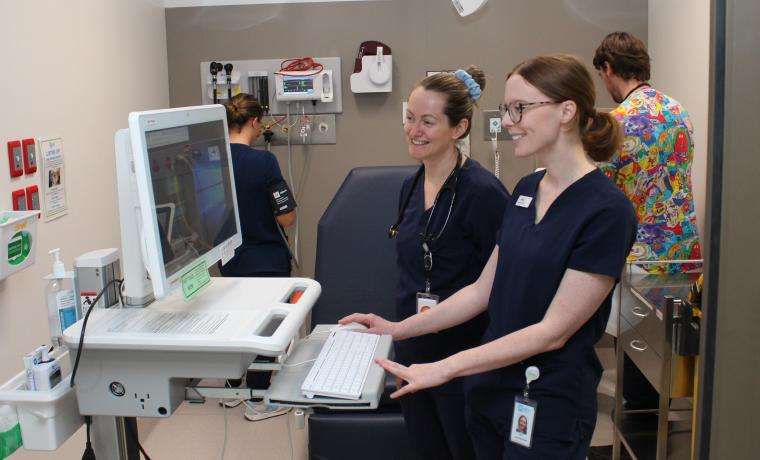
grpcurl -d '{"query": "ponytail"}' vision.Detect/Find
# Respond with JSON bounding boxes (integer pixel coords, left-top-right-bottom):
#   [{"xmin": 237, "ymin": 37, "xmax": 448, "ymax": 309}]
[{"xmin": 581, "ymin": 110, "xmax": 621, "ymax": 162}]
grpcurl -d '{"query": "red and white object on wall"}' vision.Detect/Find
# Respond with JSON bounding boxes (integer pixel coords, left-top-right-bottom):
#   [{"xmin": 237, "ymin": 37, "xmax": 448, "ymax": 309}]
[
  {"xmin": 7, "ymin": 140, "xmax": 24, "ymax": 178},
  {"xmin": 25, "ymin": 185, "xmax": 40, "ymax": 211},
  {"xmin": 350, "ymin": 41, "xmax": 392, "ymax": 94},
  {"xmin": 11, "ymin": 189, "xmax": 26, "ymax": 211},
  {"xmin": 22, "ymin": 138, "xmax": 37, "ymax": 174}
]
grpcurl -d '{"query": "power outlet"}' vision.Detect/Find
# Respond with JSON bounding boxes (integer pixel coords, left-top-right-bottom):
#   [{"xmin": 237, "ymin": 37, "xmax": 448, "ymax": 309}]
[
  {"xmin": 482, "ymin": 110, "xmax": 511, "ymax": 141},
  {"xmin": 254, "ymin": 114, "xmax": 336, "ymax": 147}
]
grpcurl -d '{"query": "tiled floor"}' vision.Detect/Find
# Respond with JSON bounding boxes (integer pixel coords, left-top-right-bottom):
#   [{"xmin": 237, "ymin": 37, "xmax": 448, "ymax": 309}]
[
  {"xmin": 132, "ymin": 345, "xmax": 620, "ymax": 460},
  {"xmin": 9, "ymin": 344, "xmax": 619, "ymax": 460},
  {"xmin": 138, "ymin": 399, "xmax": 307, "ymax": 460}
]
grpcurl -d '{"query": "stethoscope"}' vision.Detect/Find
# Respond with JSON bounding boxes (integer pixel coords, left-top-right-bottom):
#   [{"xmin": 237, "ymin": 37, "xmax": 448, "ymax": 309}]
[{"xmin": 389, "ymin": 150, "xmax": 462, "ymax": 293}]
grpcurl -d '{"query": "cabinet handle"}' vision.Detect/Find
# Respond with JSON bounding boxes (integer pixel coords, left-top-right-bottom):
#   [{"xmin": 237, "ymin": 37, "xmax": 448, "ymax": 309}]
[
  {"xmin": 631, "ymin": 306, "xmax": 650, "ymax": 318},
  {"xmin": 629, "ymin": 340, "xmax": 648, "ymax": 352}
]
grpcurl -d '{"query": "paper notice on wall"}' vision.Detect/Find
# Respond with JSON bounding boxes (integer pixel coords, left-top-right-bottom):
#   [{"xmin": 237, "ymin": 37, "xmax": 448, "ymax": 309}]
[{"xmin": 40, "ymin": 138, "xmax": 68, "ymax": 222}]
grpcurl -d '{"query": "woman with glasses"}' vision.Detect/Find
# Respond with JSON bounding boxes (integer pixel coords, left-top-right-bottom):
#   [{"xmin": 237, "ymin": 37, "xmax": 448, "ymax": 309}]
[
  {"xmin": 344, "ymin": 66, "xmax": 508, "ymax": 459},
  {"xmin": 344, "ymin": 55, "xmax": 637, "ymax": 459}
]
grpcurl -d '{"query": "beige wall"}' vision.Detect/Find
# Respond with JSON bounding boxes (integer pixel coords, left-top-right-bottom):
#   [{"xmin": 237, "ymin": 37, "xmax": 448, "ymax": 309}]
[
  {"xmin": 649, "ymin": 0, "xmax": 710, "ymax": 242},
  {"xmin": 165, "ymin": 0, "xmax": 647, "ymax": 278},
  {"xmin": 0, "ymin": 0, "xmax": 169, "ymax": 457}
]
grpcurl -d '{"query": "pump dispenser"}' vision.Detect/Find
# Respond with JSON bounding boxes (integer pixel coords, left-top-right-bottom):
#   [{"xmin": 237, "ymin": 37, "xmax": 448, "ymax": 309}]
[{"xmin": 44, "ymin": 249, "xmax": 77, "ymax": 348}]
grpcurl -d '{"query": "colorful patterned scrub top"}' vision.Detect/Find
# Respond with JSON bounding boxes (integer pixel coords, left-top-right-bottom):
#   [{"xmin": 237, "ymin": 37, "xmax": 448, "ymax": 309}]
[{"xmin": 600, "ymin": 85, "xmax": 702, "ymax": 273}]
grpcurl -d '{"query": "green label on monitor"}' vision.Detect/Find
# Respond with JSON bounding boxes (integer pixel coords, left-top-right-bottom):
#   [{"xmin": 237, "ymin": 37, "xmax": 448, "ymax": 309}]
[
  {"xmin": 8, "ymin": 231, "xmax": 31, "ymax": 266},
  {"xmin": 181, "ymin": 259, "xmax": 211, "ymax": 301}
]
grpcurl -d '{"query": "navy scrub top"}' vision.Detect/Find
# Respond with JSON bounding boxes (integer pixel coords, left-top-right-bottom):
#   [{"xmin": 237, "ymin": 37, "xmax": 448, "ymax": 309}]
[
  {"xmin": 220, "ymin": 143, "xmax": 292, "ymax": 276},
  {"xmin": 466, "ymin": 169, "xmax": 637, "ymax": 434},
  {"xmin": 395, "ymin": 158, "xmax": 510, "ymax": 392}
]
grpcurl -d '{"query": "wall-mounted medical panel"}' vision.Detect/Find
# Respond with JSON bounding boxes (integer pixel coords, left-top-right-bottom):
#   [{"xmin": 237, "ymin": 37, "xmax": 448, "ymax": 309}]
[{"xmin": 199, "ymin": 57, "xmax": 342, "ymax": 115}]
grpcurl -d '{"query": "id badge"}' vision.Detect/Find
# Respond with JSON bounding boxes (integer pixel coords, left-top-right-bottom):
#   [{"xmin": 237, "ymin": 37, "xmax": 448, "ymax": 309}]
[
  {"xmin": 416, "ymin": 292, "xmax": 439, "ymax": 313},
  {"xmin": 509, "ymin": 395, "xmax": 538, "ymax": 448}
]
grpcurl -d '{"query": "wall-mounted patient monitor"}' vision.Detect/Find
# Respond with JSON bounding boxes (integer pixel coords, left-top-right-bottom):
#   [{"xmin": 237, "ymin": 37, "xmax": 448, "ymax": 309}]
[
  {"xmin": 275, "ymin": 69, "xmax": 334, "ymax": 103},
  {"xmin": 117, "ymin": 105, "xmax": 242, "ymax": 301}
]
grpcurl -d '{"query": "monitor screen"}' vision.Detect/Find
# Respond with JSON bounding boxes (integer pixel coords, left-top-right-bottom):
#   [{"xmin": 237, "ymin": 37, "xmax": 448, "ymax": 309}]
[
  {"xmin": 145, "ymin": 120, "xmax": 236, "ymax": 280},
  {"xmin": 283, "ymin": 75, "xmax": 315, "ymax": 94}
]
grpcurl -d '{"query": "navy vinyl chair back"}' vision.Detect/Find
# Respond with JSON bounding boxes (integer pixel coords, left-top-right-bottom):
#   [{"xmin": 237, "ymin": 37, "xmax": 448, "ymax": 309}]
[
  {"xmin": 311, "ymin": 165, "xmax": 417, "ymax": 326},
  {"xmin": 308, "ymin": 165, "xmax": 417, "ymax": 460}
]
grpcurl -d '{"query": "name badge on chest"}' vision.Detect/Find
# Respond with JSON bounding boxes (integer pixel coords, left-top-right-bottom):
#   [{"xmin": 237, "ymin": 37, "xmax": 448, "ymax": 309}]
[
  {"xmin": 515, "ymin": 195, "xmax": 533, "ymax": 208},
  {"xmin": 416, "ymin": 292, "xmax": 439, "ymax": 314}
]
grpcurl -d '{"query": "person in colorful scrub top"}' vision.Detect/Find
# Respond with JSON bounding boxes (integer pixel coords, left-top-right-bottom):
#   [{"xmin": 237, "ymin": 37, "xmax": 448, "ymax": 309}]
[
  {"xmin": 343, "ymin": 55, "xmax": 637, "ymax": 459},
  {"xmin": 347, "ymin": 66, "xmax": 509, "ymax": 460},
  {"xmin": 593, "ymin": 31, "xmax": 702, "ymax": 274},
  {"xmin": 594, "ymin": 31, "xmax": 703, "ymax": 410}
]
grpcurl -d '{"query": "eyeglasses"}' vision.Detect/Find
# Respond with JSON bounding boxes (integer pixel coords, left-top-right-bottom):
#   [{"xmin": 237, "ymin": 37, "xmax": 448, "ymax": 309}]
[{"xmin": 498, "ymin": 101, "xmax": 557, "ymax": 123}]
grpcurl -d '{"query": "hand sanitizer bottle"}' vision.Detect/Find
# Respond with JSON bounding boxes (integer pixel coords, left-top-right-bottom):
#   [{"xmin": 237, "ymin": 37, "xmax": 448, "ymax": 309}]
[{"xmin": 45, "ymin": 249, "xmax": 77, "ymax": 348}]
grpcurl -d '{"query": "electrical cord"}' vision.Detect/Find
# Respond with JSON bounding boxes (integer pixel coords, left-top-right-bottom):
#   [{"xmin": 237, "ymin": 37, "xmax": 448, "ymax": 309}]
[
  {"xmin": 282, "ymin": 359, "xmax": 316, "ymax": 368},
  {"xmin": 220, "ymin": 400, "xmax": 229, "ymax": 460},
  {"xmin": 276, "ymin": 57, "xmax": 324, "ymax": 76},
  {"xmin": 82, "ymin": 416, "xmax": 96, "ymax": 460},
  {"xmin": 285, "ymin": 102, "xmax": 301, "ymax": 268},
  {"xmin": 125, "ymin": 418, "xmax": 152, "ymax": 460},
  {"xmin": 70, "ymin": 278, "xmax": 124, "ymax": 388}
]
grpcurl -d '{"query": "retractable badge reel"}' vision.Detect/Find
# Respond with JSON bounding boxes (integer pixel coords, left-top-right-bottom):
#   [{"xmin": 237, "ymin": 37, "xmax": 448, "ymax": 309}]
[
  {"xmin": 415, "ymin": 241, "xmax": 440, "ymax": 314},
  {"xmin": 510, "ymin": 366, "xmax": 540, "ymax": 448}
]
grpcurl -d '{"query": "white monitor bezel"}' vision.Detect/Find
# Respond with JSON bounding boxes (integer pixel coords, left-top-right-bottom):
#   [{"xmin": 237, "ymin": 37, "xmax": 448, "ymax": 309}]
[{"xmin": 128, "ymin": 105, "xmax": 242, "ymax": 299}]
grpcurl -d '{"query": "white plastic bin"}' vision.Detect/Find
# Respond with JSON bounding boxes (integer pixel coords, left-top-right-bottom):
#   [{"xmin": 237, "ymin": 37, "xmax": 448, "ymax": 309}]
[
  {"xmin": 0, "ymin": 210, "xmax": 40, "ymax": 280},
  {"xmin": 0, "ymin": 354, "xmax": 83, "ymax": 451}
]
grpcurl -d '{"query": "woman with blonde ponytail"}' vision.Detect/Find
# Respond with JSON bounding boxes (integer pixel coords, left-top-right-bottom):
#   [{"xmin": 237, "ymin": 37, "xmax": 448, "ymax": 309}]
[{"xmin": 346, "ymin": 55, "xmax": 637, "ymax": 458}]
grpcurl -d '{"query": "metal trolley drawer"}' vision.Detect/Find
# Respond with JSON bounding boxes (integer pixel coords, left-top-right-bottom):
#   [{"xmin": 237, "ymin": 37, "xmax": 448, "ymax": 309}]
[
  {"xmin": 620, "ymin": 317, "xmax": 663, "ymax": 393},
  {"xmin": 622, "ymin": 288, "xmax": 665, "ymax": 357}
]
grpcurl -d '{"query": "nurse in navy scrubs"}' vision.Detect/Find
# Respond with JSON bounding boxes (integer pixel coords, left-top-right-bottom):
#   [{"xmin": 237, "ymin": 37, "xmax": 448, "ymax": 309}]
[
  {"xmin": 347, "ymin": 67, "xmax": 509, "ymax": 459},
  {"xmin": 343, "ymin": 55, "xmax": 637, "ymax": 459},
  {"xmin": 221, "ymin": 93, "xmax": 296, "ymax": 278}
]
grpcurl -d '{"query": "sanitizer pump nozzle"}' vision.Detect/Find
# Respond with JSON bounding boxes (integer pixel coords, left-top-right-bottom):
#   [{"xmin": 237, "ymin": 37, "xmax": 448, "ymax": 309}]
[{"xmin": 50, "ymin": 248, "xmax": 65, "ymax": 278}]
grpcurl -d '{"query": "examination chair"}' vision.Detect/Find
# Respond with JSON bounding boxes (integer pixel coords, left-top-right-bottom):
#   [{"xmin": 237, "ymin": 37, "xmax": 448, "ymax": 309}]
[{"xmin": 308, "ymin": 166, "xmax": 416, "ymax": 460}]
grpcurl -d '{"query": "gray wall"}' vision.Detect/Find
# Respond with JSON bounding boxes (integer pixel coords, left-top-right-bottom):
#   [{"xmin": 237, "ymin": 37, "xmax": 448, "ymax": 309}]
[{"xmin": 165, "ymin": 0, "xmax": 647, "ymax": 277}]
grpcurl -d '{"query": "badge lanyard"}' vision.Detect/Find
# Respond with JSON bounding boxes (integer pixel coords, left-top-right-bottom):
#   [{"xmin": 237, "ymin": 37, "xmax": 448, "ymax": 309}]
[
  {"xmin": 510, "ymin": 366, "xmax": 540, "ymax": 448},
  {"xmin": 389, "ymin": 150, "xmax": 461, "ymax": 313},
  {"xmin": 622, "ymin": 82, "xmax": 650, "ymax": 102},
  {"xmin": 420, "ymin": 150, "xmax": 461, "ymax": 296}
]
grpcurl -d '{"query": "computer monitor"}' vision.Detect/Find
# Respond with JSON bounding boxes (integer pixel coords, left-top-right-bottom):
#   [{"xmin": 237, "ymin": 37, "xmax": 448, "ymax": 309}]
[{"xmin": 127, "ymin": 105, "xmax": 242, "ymax": 299}]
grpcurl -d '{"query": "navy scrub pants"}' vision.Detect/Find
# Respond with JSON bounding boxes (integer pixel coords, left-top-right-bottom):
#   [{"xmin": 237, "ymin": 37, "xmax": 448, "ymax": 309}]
[
  {"xmin": 465, "ymin": 402, "xmax": 593, "ymax": 460},
  {"xmin": 399, "ymin": 389, "xmax": 476, "ymax": 460}
]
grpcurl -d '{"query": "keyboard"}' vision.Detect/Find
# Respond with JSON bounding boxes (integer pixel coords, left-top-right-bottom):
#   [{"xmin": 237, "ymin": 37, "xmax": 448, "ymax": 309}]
[{"xmin": 301, "ymin": 329, "xmax": 380, "ymax": 400}]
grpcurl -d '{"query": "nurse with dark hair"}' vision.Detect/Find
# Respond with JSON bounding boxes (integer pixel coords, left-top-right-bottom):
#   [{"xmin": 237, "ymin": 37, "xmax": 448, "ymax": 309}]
[
  {"xmin": 343, "ymin": 55, "xmax": 637, "ymax": 459},
  {"xmin": 221, "ymin": 93, "xmax": 295, "ymax": 278}
]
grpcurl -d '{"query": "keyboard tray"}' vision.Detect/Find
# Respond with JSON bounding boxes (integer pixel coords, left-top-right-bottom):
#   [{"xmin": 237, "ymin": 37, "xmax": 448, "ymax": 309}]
[{"xmin": 265, "ymin": 325, "xmax": 392, "ymax": 410}]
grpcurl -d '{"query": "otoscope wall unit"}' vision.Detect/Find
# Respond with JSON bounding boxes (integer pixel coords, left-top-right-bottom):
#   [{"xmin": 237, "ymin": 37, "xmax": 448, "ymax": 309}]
[{"xmin": 200, "ymin": 57, "xmax": 343, "ymax": 115}]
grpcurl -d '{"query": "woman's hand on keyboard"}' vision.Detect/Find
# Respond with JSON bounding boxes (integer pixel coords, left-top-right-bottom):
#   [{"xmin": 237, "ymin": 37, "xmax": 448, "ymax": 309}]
[
  {"xmin": 338, "ymin": 313, "xmax": 400, "ymax": 338},
  {"xmin": 376, "ymin": 358, "xmax": 453, "ymax": 399}
]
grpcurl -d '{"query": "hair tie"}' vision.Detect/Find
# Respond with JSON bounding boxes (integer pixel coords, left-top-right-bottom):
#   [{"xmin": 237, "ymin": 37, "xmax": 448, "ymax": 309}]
[{"xmin": 454, "ymin": 69, "xmax": 482, "ymax": 102}]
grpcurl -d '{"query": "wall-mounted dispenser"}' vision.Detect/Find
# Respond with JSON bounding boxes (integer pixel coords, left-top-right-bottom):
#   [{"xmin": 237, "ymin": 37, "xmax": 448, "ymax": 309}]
[{"xmin": 350, "ymin": 41, "xmax": 392, "ymax": 94}]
